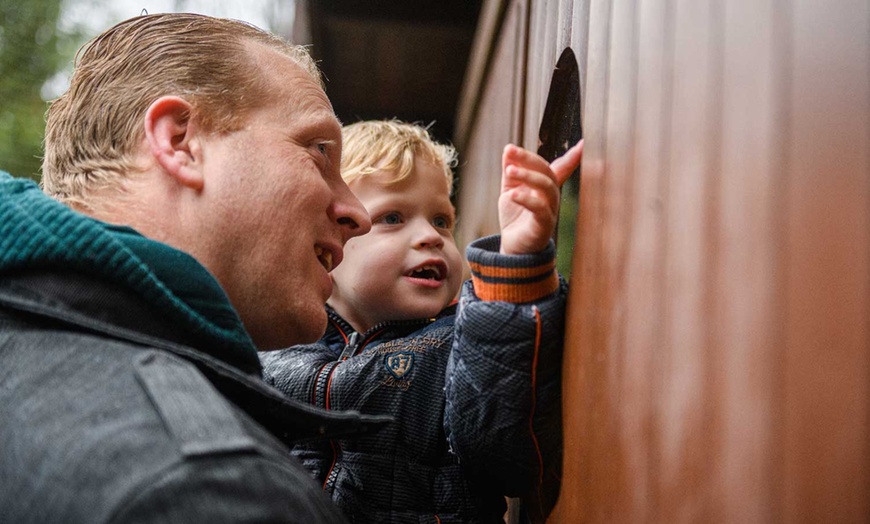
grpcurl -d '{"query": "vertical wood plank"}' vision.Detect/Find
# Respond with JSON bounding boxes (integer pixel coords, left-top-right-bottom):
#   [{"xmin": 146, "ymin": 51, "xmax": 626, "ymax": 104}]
[
  {"xmin": 716, "ymin": 0, "xmax": 781, "ymax": 521},
  {"xmin": 657, "ymin": 0, "xmax": 722, "ymax": 520},
  {"xmin": 592, "ymin": 0, "xmax": 641, "ymax": 519},
  {"xmin": 550, "ymin": 0, "xmax": 612, "ymax": 521},
  {"xmin": 455, "ymin": 0, "xmax": 529, "ymax": 266},
  {"xmin": 619, "ymin": 0, "xmax": 672, "ymax": 518},
  {"xmin": 783, "ymin": 0, "xmax": 870, "ymax": 520},
  {"xmin": 523, "ymin": 0, "xmax": 559, "ymax": 151},
  {"xmin": 568, "ymin": 0, "xmax": 592, "ymax": 116}
]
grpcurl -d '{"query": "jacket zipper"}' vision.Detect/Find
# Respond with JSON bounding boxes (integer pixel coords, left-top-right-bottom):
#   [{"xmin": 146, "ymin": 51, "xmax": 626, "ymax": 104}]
[
  {"xmin": 338, "ymin": 332, "xmax": 360, "ymax": 360},
  {"xmin": 322, "ymin": 330, "xmax": 369, "ymax": 495},
  {"xmin": 320, "ymin": 317, "xmax": 434, "ymax": 495}
]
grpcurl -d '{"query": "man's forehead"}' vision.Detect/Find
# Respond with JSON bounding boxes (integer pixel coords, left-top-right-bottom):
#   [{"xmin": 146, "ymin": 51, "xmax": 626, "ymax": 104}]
[
  {"xmin": 248, "ymin": 43, "xmax": 335, "ymax": 121},
  {"xmin": 256, "ymin": 81, "xmax": 339, "ymax": 138},
  {"xmin": 281, "ymin": 81, "xmax": 338, "ymax": 133}
]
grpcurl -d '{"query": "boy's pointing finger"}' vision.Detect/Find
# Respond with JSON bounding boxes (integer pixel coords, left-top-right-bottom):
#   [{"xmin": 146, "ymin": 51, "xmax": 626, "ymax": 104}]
[
  {"xmin": 550, "ymin": 139, "xmax": 584, "ymax": 186},
  {"xmin": 503, "ymin": 144, "xmax": 553, "ymax": 175}
]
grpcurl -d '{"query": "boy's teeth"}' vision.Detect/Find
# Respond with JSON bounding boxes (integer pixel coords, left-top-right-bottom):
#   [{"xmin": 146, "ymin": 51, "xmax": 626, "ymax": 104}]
[{"xmin": 412, "ymin": 264, "xmax": 442, "ymax": 280}]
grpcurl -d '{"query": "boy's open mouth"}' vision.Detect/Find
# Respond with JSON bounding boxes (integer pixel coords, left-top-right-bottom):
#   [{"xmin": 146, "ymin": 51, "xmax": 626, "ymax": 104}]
[{"xmin": 406, "ymin": 262, "xmax": 446, "ymax": 281}]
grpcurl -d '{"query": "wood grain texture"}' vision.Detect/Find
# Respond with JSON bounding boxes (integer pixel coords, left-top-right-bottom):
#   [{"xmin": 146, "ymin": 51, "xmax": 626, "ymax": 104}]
[
  {"xmin": 455, "ymin": 0, "xmax": 529, "ymax": 277},
  {"xmin": 457, "ymin": 0, "xmax": 869, "ymax": 521},
  {"xmin": 782, "ymin": 0, "xmax": 870, "ymax": 520}
]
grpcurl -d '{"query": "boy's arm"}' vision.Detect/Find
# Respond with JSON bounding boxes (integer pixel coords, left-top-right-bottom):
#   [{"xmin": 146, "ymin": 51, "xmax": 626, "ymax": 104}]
[{"xmin": 444, "ymin": 142, "xmax": 581, "ymax": 522}]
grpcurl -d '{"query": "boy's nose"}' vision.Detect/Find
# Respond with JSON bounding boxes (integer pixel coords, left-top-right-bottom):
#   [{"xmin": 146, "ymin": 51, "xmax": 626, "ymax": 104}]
[{"xmin": 413, "ymin": 220, "xmax": 444, "ymax": 249}]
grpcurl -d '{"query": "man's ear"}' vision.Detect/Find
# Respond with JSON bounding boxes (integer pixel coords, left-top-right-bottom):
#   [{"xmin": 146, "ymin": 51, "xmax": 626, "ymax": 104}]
[{"xmin": 144, "ymin": 96, "xmax": 204, "ymax": 191}]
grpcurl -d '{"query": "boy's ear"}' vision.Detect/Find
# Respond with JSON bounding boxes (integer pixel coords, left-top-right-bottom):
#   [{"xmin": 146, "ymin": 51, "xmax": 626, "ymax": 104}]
[{"xmin": 144, "ymin": 96, "xmax": 204, "ymax": 191}]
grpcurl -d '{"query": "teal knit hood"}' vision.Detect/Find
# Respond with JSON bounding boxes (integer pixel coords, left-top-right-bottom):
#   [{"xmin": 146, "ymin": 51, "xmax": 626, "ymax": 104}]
[{"xmin": 0, "ymin": 172, "xmax": 261, "ymax": 374}]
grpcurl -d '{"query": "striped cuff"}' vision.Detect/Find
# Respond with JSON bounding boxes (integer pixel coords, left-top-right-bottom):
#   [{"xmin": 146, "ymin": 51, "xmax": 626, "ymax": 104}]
[{"xmin": 466, "ymin": 235, "xmax": 559, "ymax": 303}]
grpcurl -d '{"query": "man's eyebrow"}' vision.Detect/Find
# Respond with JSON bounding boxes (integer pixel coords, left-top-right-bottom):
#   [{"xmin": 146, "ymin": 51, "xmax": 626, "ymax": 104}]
[
  {"xmin": 282, "ymin": 121, "xmax": 340, "ymax": 145},
  {"xmin": 294, "ymin": 110, "xmax": 340, "ymax": 134}
]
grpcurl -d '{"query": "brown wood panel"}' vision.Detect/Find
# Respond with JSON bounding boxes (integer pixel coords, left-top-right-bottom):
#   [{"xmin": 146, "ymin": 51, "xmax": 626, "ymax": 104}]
[
  {"xmin": 455, "ymin": 0, "xmax": 529, "ymax": 265},
  {"xmin": 460, "ymin": 0, "xmax": 869, "ymax": 522},
  {"xmin": 523, "ymin": 0, "xmax": 561, "ymax": 151},
  {"xmin": 563, "ymin": 0, "xmax": 870, "ymax": 521},
  {"xmin": 566, "ymin": 0, "xmax": 592, "ymax": 118},
  {"xmin": 455, "ymin": 0, "xmax": 510, "ymax": 152},
  {"xmin": 716, "ymin": 1, "xmax": 781, "ymax": 522},
  {"xmin": 586, "ymin": 0, "xmax": 641, "ymax": 519},
  {"xmin": 655, "ymin": 0, "xmax": 723, "ymax": 520},
  {"xmin": 782, "ymin": 0, "xmax": 870, "ymax": 521},
  {"xmin": 612, "ymin": 0, "xmax": 672, "ymax": 519},
  {"xmin": 548, "ymin": 0, "xmax": 612, "ymax": 520}
]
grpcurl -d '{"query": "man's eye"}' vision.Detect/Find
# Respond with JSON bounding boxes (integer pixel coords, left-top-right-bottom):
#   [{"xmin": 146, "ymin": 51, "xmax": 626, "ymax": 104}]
[{"xmin": 316, "ymin": 143, "xmax": 328, "ymax": 154}]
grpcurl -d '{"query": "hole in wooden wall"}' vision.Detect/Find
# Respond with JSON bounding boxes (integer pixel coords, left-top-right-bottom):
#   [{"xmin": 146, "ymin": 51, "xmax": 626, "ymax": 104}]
[{"xmin": 537, "ymin": 47, "xmax": 582, "ymax": 279}]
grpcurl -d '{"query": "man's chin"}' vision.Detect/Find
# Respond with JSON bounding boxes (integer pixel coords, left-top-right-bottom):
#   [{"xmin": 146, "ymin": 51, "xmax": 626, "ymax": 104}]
[
  {"xmin": 288, "ymin": 308, "xmax": 329, "ymax": 347},
  {"xmin": 253, "ymin": 308, "xmax": 327, "ymax": 351}
]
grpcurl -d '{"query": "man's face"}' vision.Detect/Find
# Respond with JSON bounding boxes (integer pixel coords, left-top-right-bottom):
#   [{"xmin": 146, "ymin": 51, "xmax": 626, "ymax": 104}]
[
  {"xmin": 328, "ymin": 160, "xmax": 464, "ymax": 333},
  {"xmin": 196, "ymin": 48, "xmax": 370, "ymax": 349}
]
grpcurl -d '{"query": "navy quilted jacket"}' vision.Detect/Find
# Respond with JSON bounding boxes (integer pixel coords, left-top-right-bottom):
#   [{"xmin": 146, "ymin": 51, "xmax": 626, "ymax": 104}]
[{"xmin": 262, "ymin": 236, "xmax": 567, "ymax": 524}]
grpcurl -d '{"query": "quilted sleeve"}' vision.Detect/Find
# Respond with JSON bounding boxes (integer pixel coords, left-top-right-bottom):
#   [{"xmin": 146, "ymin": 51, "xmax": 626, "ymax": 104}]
[
  {"xmin": 260, "ymin": 344, "xmax": 334, "ymax": 406},
  {"xmin": 444, "ymin": 235, "xmax": 567, "ymax": 521}
]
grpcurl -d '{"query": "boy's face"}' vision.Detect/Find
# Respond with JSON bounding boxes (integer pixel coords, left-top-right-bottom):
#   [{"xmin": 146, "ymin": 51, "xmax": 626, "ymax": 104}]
[{"xmin": 328, "ymin": 159, "xmax": 464, "ymax": 333}]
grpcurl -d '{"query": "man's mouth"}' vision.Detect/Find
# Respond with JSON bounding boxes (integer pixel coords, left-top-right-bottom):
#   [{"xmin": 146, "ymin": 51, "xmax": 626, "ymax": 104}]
[
  {"xmin": 406, "ymin": 262, "xmax": 446, "ymax": 281},
  {"xmin": 315, "ymin": 246, "xmax": 333, "ymax": 272}
]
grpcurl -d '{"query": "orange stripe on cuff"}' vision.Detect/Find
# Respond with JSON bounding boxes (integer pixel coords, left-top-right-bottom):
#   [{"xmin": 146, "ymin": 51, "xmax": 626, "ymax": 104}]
[
  {"xmin": 467, "ymin": 259, "xmax": 555, "ymax": 280},
  {"xmin": 471, "ymin": 270, "xmax": 559, "ymax": 303}
]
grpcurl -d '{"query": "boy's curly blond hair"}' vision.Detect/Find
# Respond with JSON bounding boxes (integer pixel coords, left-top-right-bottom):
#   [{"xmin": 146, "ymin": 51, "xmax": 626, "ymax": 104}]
[{"xmin": 341, "ymin": 120, "xmax": 457, "ymax": 194}]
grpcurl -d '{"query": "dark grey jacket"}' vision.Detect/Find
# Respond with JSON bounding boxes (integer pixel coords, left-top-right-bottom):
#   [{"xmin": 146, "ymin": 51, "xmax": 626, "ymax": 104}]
[
  {"xmin": 0, "ymin": 271, "xmax": 387, "ymax": 524},
  {"xmin": 0, "ymin": 170, "xmax": 388, "ymax": 523}
]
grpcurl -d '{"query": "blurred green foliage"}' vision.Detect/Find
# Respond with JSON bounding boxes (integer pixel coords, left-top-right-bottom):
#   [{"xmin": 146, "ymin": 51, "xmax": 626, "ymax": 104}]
[
  {"xmin": 0, "ymin": 0, "xmax": 81, "ymax": 181},
  {"xmin": 555, "ymin": 169, "xmax": 579, "ymax": 280}
]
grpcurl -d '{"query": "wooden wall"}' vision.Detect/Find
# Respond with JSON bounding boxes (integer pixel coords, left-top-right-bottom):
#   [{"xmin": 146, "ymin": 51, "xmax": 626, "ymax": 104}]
[{"xmin": 455, "ymin": 0, "xmax": 870, "ymax": 521}]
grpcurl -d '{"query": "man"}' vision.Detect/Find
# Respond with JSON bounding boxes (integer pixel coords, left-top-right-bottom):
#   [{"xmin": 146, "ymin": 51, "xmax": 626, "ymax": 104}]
[{"xmin": 0, "ymin": 13, "xmax": 384, "ymax": 523}]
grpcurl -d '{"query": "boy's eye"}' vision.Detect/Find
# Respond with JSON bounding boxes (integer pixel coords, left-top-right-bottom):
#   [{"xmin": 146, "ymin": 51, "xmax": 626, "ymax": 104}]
[
  {"xmin": 433, "ymin": 216, "xmax": 450, "ymax": 229},
  {"xmin": 378, "ymin": 212, "xmax": 402, "ymax": 225}
]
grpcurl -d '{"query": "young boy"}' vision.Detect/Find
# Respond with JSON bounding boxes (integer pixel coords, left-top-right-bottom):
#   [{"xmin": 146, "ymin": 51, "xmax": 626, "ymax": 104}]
[{"xmin": 261, "ymin": 120, "xmax": 582, "ymax": 524}]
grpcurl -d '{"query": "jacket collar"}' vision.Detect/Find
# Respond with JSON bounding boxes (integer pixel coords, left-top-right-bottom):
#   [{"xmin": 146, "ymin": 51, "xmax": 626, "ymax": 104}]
[
  {"xmin": 322, "ymin": 304, "xmax": 458, "ymax": 353},
  {"xmin": 0, "ymin": 271, "xmax": 390, "ymax": 442},
  {"xmin": 0, "ymin": 172, "xmax": 259, "ymax": 373}
]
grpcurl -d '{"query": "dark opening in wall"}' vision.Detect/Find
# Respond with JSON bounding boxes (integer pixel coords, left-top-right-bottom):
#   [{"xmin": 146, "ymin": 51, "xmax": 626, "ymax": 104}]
[{"xmin": 537, "ymin": 47, "xmax": 582, "ymax": 279}]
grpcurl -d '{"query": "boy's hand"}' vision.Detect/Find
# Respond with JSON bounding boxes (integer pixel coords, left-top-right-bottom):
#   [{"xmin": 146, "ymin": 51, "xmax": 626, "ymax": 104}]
[{"xmin": 499, "ymin": 140, "xmax": 584, "ymax": 255}]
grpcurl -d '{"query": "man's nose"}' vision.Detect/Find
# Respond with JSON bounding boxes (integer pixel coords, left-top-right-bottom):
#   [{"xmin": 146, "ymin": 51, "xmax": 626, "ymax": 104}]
[{"xmin": 334, "ymin": 185, "xmax": 371, "ymax": 242}]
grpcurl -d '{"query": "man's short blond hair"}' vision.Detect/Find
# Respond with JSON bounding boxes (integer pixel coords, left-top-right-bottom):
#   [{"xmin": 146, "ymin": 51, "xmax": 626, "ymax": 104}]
[
  {"xmin": 41, "ymin": 13, "xmax": 321, "ymax": 207},
  {"xmin": 341, "ymin": 120, "xmax": 457, "ymax": 194}
]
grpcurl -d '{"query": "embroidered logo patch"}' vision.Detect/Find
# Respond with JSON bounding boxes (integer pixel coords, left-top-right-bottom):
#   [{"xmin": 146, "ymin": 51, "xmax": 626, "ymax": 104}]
[{"xmin": 385, "ymin": 351, "xmax": 415, "ymax": 379}]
